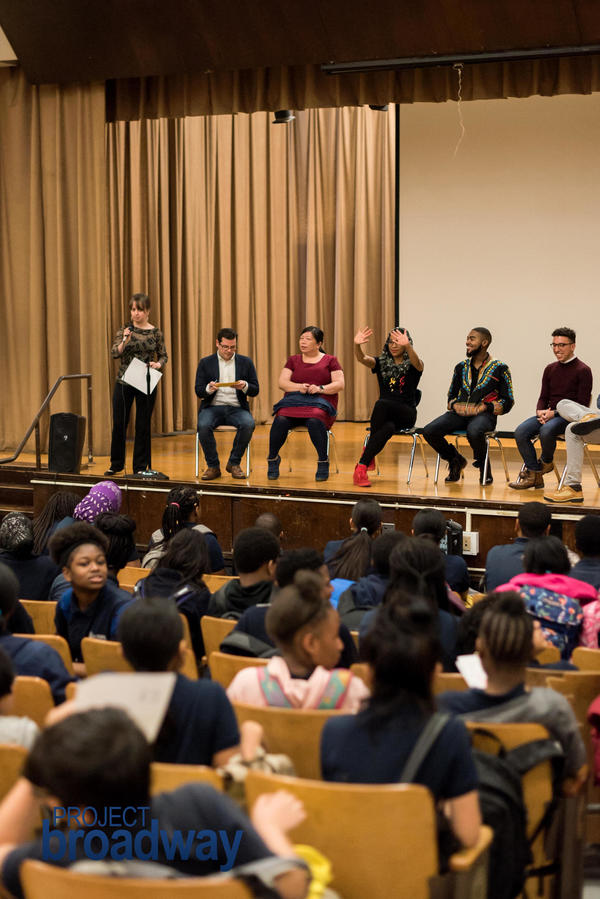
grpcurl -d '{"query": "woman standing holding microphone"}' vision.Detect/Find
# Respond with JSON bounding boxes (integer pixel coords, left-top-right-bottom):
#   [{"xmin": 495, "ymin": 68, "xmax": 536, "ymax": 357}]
[{"xmin": 105, "ymin": 293, "xmax": 168, "ymax": 476}]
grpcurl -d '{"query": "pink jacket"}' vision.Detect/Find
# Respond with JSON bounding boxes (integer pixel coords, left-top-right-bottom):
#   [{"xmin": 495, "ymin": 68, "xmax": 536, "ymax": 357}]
[{"xmin": 227, "ymin": 656, "xmax": 369, "ymax": 711}]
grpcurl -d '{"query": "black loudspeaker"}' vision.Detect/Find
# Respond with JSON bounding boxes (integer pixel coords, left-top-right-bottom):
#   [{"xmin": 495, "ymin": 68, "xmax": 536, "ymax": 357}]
[{"xmin": 48, "ymin": 413, "xmax": 86, "ymax": 473}]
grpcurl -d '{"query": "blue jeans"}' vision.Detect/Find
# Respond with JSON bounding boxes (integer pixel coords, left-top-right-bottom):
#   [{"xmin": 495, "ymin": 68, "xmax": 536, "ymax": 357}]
[
  {"xmin": 197, "ymin": 405, "xmax": 255, "ymax": 468},
  {"xmin": 514, "ymin": 414, "xmax": 567, "ymax": 470}
]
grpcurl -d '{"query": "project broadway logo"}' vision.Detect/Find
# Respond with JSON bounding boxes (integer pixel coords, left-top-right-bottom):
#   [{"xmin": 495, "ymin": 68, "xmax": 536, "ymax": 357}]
[{"xmin": 42, "ymin": 806, "xmax": 243, "ymax": 871}]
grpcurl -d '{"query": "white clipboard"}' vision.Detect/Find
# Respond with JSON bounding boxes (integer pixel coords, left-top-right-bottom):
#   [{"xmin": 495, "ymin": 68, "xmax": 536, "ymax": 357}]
[
  {"xmin": 122, "ymin": 357, "xmax": 162, "ymax": 395},
  {"xmin": 73, "ymin": 672, "xmax": 176, "ymax": 742}
]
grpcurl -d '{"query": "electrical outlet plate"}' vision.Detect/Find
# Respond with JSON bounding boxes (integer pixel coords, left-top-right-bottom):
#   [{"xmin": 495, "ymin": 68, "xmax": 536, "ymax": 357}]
[{"xmin": 462, "ymin": 531, "xmax": 479, "ymax": 556}]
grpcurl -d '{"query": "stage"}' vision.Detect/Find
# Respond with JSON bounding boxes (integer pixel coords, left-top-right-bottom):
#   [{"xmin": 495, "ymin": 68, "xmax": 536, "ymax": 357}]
[{"xmin": 2, "ymin": 423, "xmax": 597, "ymax": 575}]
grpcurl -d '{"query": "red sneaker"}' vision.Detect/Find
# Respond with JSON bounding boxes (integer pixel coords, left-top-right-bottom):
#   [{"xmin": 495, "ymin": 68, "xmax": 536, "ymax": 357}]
[
  {"xmin": 353, "ymin": 463, "xmax": 372, "ymax": 487},
  {"xmin": 367, "ymin": 459, "xmax": 376, "ymax": 471}
]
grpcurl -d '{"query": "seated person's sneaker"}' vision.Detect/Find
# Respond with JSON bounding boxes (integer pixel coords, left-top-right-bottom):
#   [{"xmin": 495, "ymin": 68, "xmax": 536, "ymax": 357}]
[
  {"xmin": 353, "ymin": 463, "xmax": 371, "ymax": 487},
  {"xmin": 544, "ymin": 484, "xmax": 584, "ymax": 504},
  {"xmin": 572, "ymin": 414, "xmax": 600, "ymax": 436}
]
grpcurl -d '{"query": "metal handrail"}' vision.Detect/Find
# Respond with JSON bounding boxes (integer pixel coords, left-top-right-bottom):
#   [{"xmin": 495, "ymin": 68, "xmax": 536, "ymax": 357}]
[{"xmin": 0, "ymin": 374, "xmax": 93, "ymax": 469}]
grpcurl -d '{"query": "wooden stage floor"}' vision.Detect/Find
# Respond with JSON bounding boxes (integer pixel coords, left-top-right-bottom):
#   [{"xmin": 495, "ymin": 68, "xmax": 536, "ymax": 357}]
[
  {"xmin": 6, "ymin": 422, "xmax": 597, "ymax": 574},
  {"xmin": 11, "ymin": 421, "xmax": 597, "ymax": 505}
]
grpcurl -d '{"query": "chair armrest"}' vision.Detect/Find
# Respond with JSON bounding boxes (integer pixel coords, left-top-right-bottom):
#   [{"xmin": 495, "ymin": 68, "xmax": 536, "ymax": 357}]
[{"xmin": 449, "ymin": 825, "xmax": 493, "ymax": 872}]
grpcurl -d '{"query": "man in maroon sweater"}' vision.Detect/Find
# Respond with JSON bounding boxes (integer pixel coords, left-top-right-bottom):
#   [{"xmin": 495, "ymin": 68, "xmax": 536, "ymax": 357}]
[{"xmin": 509, "ymin": 327, "xmax": 592, "ymax": 490}]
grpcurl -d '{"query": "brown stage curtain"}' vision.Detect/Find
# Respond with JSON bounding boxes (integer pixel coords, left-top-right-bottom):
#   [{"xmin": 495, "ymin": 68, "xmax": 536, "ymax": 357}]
[
  {"xmin": 107, "ymin": 56, "xmax": 600, "ymax": 122},
  {"xmin": 0, "ymin": 68, "xmax": 109, "ymax": 455},
  {"xmin": 107, "ymin": 106, "xmax": 395, "ymax": 430}
]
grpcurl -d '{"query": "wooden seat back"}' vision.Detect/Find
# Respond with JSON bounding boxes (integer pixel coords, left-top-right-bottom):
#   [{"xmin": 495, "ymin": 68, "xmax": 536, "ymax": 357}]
[
  {"xmin": 151, "ymin": 762, "xmax": 224, "ymax": 795},
  {"xmin": 245, "ymin": 770, "xmax": 492, "ymax": 899},
  {"xmin": 208, "ymin": 651, "xmax": 268, "ymax": 689},
  {"xmin": 12, "ymin": 676, "xmax": 54, "ymax": 728},
  {"xmin": 13, "ymin": 633, "xmax": 74, "ymax": 675},
  {"xmin": 232, "ymin": 702, "xmax": 343, "ymax": 779},
  {"xmin": 203, "ymin": 574, "xmax": 235, "ymax": 593},
  {"xmin": 81, "ymin": 637, "xmax": 133, "ymax": 676},
  {"xmin": 433, "ymin": 672, "xmax": 468, "ymax": 694},
  {"xmin": 466, "ymin": 720, "xmax": 554, "ymax": 870},
  {"xmin": 21, "ymin": 860, "xmax": 253, "ymax": 899},
  {"xmin": 0, "ymin": 743, "xmax": 28, "ymax": 801},
  {"xmin": 19, "ymin": 600, "xmax": 57, "ymax": 635},
  {"xmin": 117, "ymin": 565, "xmax": 150, "ymax": 594},
  {"xmin": 572, "ymin": 647, "xmax": 600, "ymax": 671},
  {"xmin": 200, "ymin": 616, "xmax": 236, "ymax": 660}
]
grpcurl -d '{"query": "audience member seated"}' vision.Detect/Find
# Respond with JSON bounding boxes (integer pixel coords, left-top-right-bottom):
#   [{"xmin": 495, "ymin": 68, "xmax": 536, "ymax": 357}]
[
  {"xmin": 438, "ymin": 592, "xmax": 587, "ymax": 791},
  {"xmin": 494, "ymin": 536, "xmax": 596, "ymax": 659},
  {"xmin": 324, "ymin": 499, "xmax": 382, "ymax": 569},
  {"xmin": 321, "ymin": 596, "xmax": 481, "ymax": 849},
  {"xmin": 0, "ymin": 563, "xmax": 74, "ymax": 704},
  {"xmin": 208, "ymin": 527, "xmax": 280, "ymax": 619},
  {"xmin": 360, "ymin": 538, "xmax": 459, "ymax": 671},
  {"xmin": 32, "ymin": 491, "xmax": 78, "ymax": 556},
  {"xmin": 0, "ymin": 512, "xmax": 59, "ymax": 603},
  {"xmin": 135, "ymin": 529, "xmax": 211, "ymax": 660},
  {"xmin": 53, "ymin": 480, "xmax": 123, "ymax": 533},
  {"xmin": 254, "ymin": 512, "xmax": 284, "ymax": 545},
  {"xmin": 484, "ymin": 502, "xmax": 551, "ymax": 592},
  {"xmin": 0, "ymin": 707, "xmax": 309, "ymax": 899},
  {"xmin": 225, "ymin": 548, "xmax": 358, "ymax": 667},
  {"xmin": 49, "ymin": 523, "xmax": 132, "ymax": 676},
  {"xmin": 48, "ymin": 486, "xmax": 132, "ymax": 604},
  {"xmin": 412, "ymin": 509, "xmax": 469, "ymax": 596},
  {"xmin": 570, "ymin": 514, "xmax": 600, "ymax": 591},
  {"xmin": 0, "ymin": 646, "xmax": 39, "ymax": 750},
  {"xmin": 142, "ymin": 485, "xmax": 225, "ymax": 574},
  {"xmin": 119, "ymin": 597, "xmax": 239, "ymax": 766},
  {"xmin": 337, "ymin": 530, "xmax": 406, "ymax": 630},
  {"xmin": 94, "ymin": 512, "xmax": 138, "ymax": 575},
  {"xmin": 227, "ymin": 571, "xmax": 368, "ymax": 710}
]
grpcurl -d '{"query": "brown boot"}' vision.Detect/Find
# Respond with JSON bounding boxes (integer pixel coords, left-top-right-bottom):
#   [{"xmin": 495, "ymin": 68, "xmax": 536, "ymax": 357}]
[
  {"xmin": 540, "ymin": 461, "xmax": 554, "ymax": 475},
  {"xmin": 508, "ymin": 468, "xmax": 544, "ymax": 490}
]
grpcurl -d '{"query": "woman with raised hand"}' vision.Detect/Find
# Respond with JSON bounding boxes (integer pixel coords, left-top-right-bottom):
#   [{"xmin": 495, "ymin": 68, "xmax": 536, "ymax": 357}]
[{"xmin": 353, "ymin": 325, "xmax": 423, "ymax": 487}]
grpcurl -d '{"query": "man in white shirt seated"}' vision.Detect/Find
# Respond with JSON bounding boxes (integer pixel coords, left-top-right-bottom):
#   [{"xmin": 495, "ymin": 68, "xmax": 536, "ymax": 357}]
[{"xmin": 195, "ymin": 328, "xmax": 259, "ymax": 480}]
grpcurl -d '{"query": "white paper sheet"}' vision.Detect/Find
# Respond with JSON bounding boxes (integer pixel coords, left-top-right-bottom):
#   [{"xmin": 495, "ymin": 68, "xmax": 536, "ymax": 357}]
[
  {"xmin": 455, "ymin": 653, "xmax": 488, "ymax": 690},
  {"xmin": 122, "ymin": 357, "xmax": 162, "ymax": 395},
  {"xmin": 73, "ymin": 672, "xmax": 176, "ymax": 742}
]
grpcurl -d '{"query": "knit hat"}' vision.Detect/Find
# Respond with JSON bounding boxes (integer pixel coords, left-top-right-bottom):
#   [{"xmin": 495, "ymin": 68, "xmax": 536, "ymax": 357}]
[
  {"xmin": 74, "ymin": 481, "xmax": 122, "ymax": 523},
  {"xmin": 0, "ymin": 512, "xmax": 34, "ymax": 555}
]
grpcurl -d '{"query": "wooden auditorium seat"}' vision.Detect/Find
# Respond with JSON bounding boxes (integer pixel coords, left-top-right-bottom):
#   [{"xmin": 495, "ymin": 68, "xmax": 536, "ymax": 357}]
[
  {"xmin": 200, "ymin": 616, "xmax": 236, "ymax": 660},
  {"xmin": 150, "ymin": 762, "xmax": 224, "ymax": 795},
  {"xmin": 21, "ymin": 860, "xmax": 253, "ymax": 899},
  {"xmin": 0, "ymin": 743, "xmax": 27, "ymax": 802},
  {"xmin": 13, "ymin": 633, "xmax": 74, "ymax": 676},
  {"xmin": 208, "ymin": 652, "xmax": 268, "ymax": 690},
  {"xmin": 245, "ymin": 770, "xmax": 492, "ymax": 899},
  {"xmin": 117, "ymin": 565, "xmax": 150, "ymax": 593},
  {"xmin": 232, "ymin": 702, "xmax": 343, "ymax": 779},
  {"xmin": 18, "ymin": 600, "xmax": 57, "ymax": 635},
  {"xmin": 12, "ymin": 676, "xmax": 54, "ymax": 728}
]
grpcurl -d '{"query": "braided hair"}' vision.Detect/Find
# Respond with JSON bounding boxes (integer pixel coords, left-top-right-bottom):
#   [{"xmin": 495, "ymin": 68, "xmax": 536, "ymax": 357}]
[
  {"xmin": 32, "ymin": 492, "xmax": 79, "ymax": 555},
  {"xmin": 480, "ymin": 591, "xmax": 532, "ymax": 667},
  {"xmin": 385, "ymin": 537, "xmax": 450, "ymax": 613},
  {"xmin": 160, "ymin": 487, "xmax": 199, "ymax": 543}
]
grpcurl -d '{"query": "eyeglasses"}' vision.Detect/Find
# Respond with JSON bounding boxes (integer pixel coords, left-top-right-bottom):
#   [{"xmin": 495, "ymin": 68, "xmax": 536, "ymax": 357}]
[{"xmin": 550, "ymin": 342, "xmax": 573, "ymax": 348}]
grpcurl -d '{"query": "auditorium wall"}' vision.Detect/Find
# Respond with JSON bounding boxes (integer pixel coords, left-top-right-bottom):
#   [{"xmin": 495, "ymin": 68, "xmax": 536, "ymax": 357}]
[{"xmin": 397, "ymin": 92, "xmax": 600, "ymax": 432}]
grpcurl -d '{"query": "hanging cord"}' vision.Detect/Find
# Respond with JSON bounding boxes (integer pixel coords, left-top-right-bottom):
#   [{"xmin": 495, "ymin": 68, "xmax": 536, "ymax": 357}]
[{"xmin": 453, "ymin": 63, "xmax": 465, "ymax": 157}]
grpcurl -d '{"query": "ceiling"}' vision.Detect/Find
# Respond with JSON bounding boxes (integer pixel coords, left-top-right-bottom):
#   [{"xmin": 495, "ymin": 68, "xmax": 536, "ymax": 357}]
[{"xmin": 1, "ymin": 0, "xmax": 600, "ymax": 84}]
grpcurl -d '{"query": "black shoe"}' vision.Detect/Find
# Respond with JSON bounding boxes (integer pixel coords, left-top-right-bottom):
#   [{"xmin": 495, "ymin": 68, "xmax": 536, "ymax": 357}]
[
  {"xmin": 104, "ymin": 467, "xmax": 122, "ymax": 476},
  {"xmin": 445, "ymin": 454, "xmax": 467, "ymax": 483},
  {"xmin": 571, "ymin": 414, "xmax": 600, "ymax": 436}
]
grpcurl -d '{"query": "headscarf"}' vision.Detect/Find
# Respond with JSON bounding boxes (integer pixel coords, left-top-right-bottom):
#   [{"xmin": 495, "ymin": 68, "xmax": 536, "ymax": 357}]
[
  {"xmin": 74, "ymin": 481, "xmax": 122, "ymax": 523},
  {"xmin": 0, "ymin": 512, "xmax": 34, "ymax": 556},
  {"xmin": 377, "ymin": 327, "xmax": 414, "ymax": 388}
]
